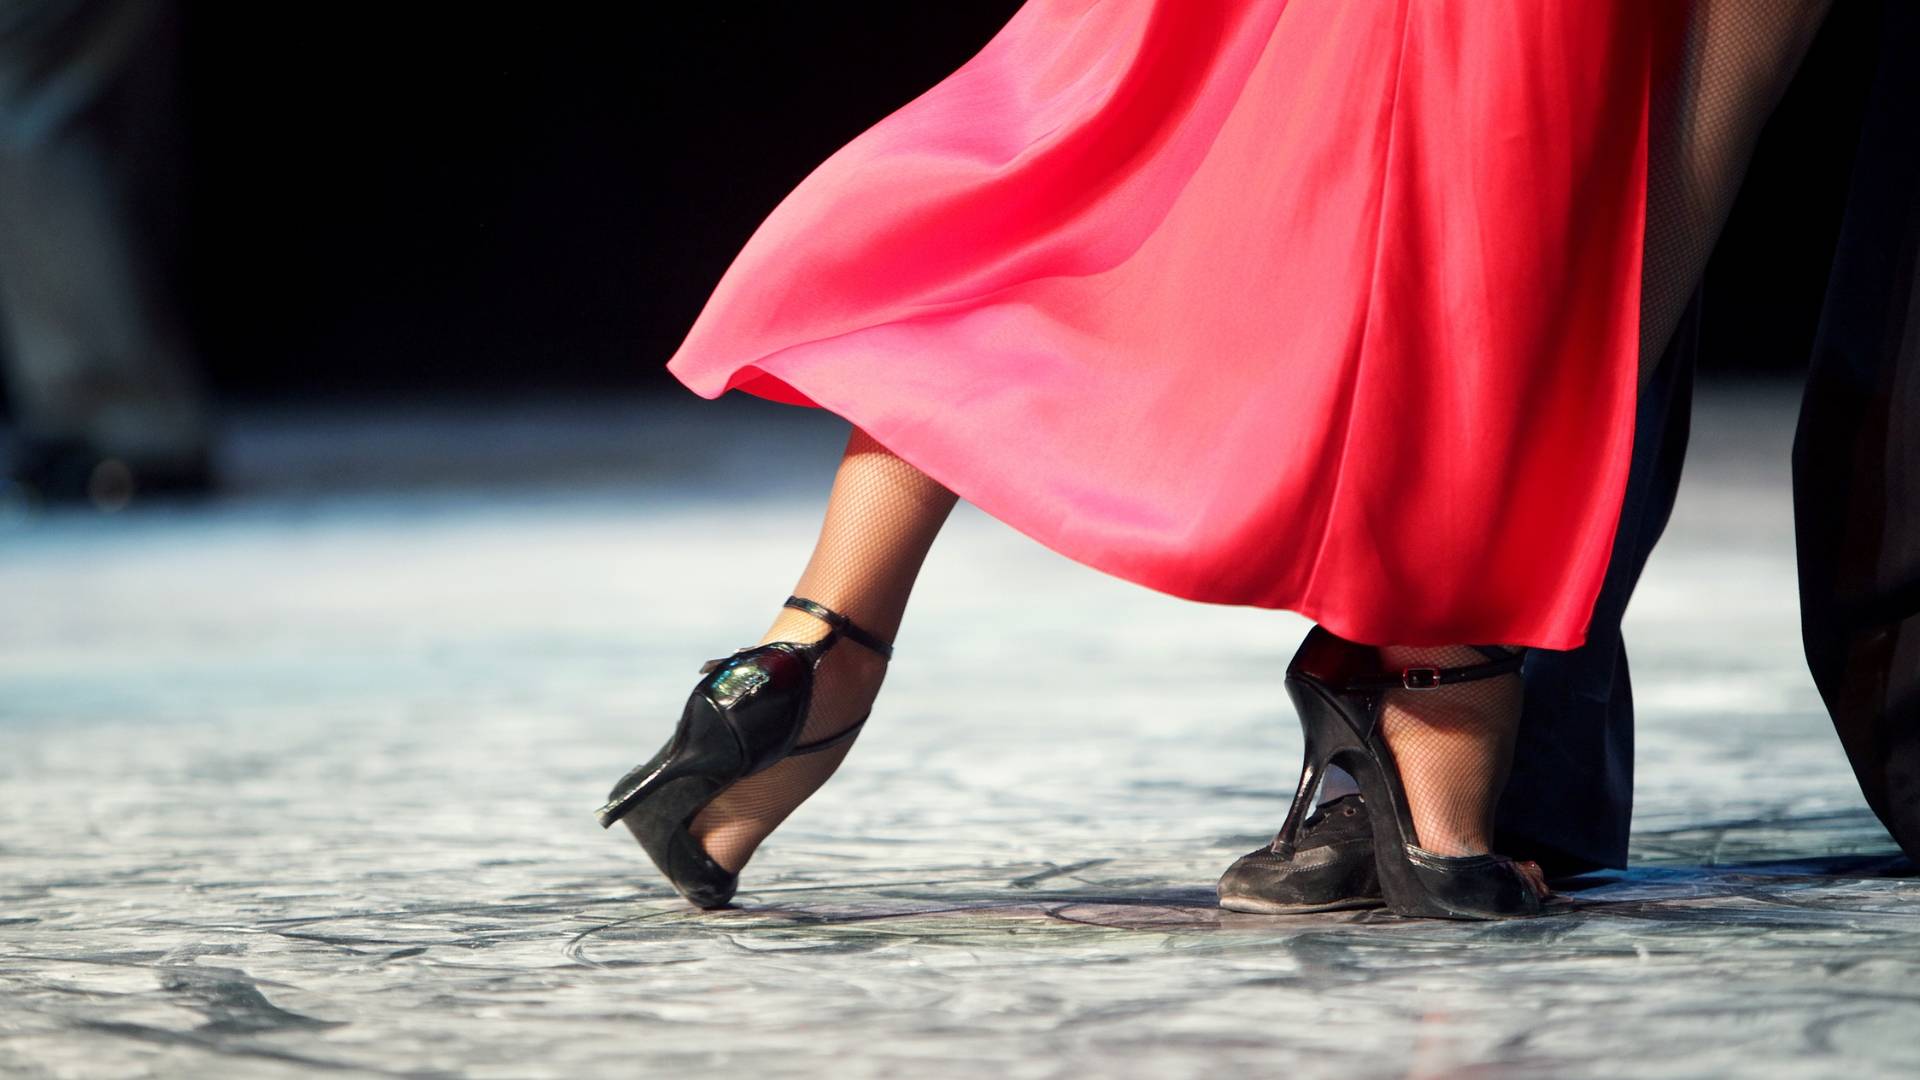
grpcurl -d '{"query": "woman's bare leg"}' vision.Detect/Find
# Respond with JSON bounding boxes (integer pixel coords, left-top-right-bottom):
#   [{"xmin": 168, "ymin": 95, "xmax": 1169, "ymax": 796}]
[{"xmin": 688, "ymin": 426, "xmax": 957, "ymax": 873}]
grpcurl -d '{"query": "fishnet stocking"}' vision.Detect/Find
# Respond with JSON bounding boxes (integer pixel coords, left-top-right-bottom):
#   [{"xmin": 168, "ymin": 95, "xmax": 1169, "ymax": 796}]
[
  {"xmin": 688, "ymin": 426, "xmax": 957, "ymax": 873},
  {"xmin": 1638, "ymin": 0, "xmax": 1834, "ymax": 388},
  {"xmin": 1377, "ymin": 645, "xmax": 1523, "ymax": 859}
]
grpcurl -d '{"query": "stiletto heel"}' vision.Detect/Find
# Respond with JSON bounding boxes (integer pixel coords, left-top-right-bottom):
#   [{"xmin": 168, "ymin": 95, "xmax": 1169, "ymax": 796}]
[
  {"xmin": 1276, "ymin": 625, "xmax": 1543, "ymax": 920},
  {"xmin": 595, "ymin": 595, "xmax": 893, "ymax": 908},
  {"xmin": 1268, "ymin": 726, "xmax": 1325, "ymax": 862}
]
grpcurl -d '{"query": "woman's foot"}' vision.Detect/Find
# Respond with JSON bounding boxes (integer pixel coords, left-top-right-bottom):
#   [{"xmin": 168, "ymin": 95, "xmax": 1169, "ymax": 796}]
[
  {"xmin": 673, "ymin": 426, "xmax": 954, "ymax": 878},
  {"xmin": 1251, "ymin": 628, "xmax": 1550, "ymax": 919},
  {"xmin": 1376, "ymin": 643, "xmax": 1549, "ymax": 898},
  {"xmin": 597, "ymin": 595, "xmax": 896, "ymax": 907},
  {"xmin": 684, "ymin": 602, "xmax": 890, "ymax": 873},
  {"xmin": 1220, "ymin": 640, "xmax": 1551, "ymax": 915}
]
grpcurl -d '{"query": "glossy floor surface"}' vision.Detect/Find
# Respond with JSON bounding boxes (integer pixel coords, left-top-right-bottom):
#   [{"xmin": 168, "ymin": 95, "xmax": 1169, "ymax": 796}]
[{"xmin": 2, "ymin": 383, "xmax": 1914, "ymax": 1078}]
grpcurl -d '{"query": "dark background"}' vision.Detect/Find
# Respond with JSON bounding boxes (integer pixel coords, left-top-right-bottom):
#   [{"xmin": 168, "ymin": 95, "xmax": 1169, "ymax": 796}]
[
  {"xmin": 20, "ymin": 2, "xmax": 1882, "ymax": 413},
  {"xmin": 177, "ymin": 4, "xmax": 1024, "ymax": 402}
]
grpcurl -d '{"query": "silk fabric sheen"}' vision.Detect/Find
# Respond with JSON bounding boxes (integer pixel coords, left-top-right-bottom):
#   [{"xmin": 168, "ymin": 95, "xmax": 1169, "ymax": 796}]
[{"xmin": 666, "ymin": 2, "xmax": 1683, "ymax": 649}]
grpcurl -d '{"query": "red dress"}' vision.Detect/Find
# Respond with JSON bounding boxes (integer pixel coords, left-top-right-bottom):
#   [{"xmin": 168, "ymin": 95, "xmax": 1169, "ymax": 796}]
[{"xmin": 665, "ymin": 2, "xmax": 1685, "ymax": 650}]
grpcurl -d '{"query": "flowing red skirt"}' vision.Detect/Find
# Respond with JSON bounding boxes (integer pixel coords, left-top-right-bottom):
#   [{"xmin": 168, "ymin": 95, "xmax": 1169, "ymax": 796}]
[{"xmin": 665, "ymin": 2, "xmax": 1685, "ymax": 649}]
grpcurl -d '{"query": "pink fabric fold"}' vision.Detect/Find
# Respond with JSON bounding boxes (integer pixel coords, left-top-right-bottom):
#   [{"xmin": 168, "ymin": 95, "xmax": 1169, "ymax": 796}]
[{"xmin": 666, "ymin": 1, "xmax": 1685, "ymax": 649}]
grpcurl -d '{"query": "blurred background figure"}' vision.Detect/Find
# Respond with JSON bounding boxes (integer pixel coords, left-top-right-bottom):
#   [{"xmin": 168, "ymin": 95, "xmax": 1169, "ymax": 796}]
[{"xmin": 0, "ymin": 0, "xmax": 211, "ymax": 508}]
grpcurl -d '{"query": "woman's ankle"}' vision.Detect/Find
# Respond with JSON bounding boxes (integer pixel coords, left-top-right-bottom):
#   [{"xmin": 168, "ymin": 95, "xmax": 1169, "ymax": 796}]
[
  {"xmin": 1377, "ymin": 643, "xmax": 1523, "ymax": 858},
  {"xmin": 684, "ymin": 604, "xmax": 892, "ymax": 875}
]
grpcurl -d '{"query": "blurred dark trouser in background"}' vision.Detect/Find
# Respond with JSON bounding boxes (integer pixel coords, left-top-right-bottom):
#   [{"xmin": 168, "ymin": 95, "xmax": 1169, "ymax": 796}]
[
  {"xmin": 1793, "ymin": 0, "xmax": 1920, "ymax": 863},
  {"xmin": 0, "ymin": 0, "xmax": 210, "ymax": 505}
]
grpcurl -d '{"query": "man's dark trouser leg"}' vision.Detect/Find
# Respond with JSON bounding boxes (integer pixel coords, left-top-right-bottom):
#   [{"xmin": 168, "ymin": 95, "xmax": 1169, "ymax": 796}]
[
  {"xmin": 1493, "ymin": 290, "xmax": 1702, "ymax": 877},
  {"xmin": 1792, "ymin": 0, "xmax": 1920, "ymax": 863}
]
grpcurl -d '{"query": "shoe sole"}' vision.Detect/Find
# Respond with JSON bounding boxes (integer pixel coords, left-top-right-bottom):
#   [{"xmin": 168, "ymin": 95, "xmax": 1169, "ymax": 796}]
[{"xmin": 1217, "ymin": 891, "xmax": 1385, "ymax": 915}]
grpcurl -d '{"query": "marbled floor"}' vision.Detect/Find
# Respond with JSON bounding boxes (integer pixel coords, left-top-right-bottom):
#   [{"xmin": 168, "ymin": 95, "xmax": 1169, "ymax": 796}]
[{"xmin": 1, "ymin": 383, "xmax": 1914, "ymax": 1078}]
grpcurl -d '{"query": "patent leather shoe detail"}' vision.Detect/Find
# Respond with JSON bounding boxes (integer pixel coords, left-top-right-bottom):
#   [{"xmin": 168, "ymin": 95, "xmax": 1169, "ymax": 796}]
[
  {"xmin": 598, "ymin": 596, "xmax": 892, "ymax": 910},
  {"xmin": 1268, "ymin": 626, "xmax": 1544, "ymax": 920}
]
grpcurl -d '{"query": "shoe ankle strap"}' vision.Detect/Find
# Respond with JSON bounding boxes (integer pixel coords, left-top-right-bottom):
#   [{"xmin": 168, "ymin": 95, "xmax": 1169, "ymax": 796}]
[
  {"xmin": 1339, "ymin": 644, "xmax": 1525, "ymax": 692},
  {"xmin": 783, "ymin": 595, "xmax": 895, "ymax": 659}
]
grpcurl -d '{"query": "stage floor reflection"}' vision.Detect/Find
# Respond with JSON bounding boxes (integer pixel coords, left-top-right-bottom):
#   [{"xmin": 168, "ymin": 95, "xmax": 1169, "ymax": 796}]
[{"xmin": 2, "ymin": 381, "xmax": 1913, "ymax": 1077}]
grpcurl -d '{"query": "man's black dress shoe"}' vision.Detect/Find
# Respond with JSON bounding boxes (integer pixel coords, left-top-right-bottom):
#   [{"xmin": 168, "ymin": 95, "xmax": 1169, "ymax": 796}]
[{"xmin": 1217, "ymin": 794, "xmax": 1381, "ymax": 914}]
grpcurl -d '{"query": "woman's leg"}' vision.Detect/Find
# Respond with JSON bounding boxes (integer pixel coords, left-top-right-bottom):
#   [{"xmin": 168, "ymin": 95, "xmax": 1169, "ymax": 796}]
[
  {"xmin": 1638, "ymin": 0, "xmax": 1835, "ymax": 388},
  {"xmin": 1234, "ymin": 3, "xmax": 1839, "ymax": 913},
  {"xmin": 687, "ymin": 426, "xmax": 957, "ymax": 873},
  {"xmin": 1375, "ymin": 645, "xmax": 1528, "ymax": 856},
  {"xmin": 1418, "ymin": 0, "xmax": 1838, "ymax": 874}
]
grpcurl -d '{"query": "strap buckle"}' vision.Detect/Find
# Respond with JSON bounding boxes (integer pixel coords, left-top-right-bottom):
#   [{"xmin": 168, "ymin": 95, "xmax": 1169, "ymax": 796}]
[{"xmin": 1401, "ymin": 667, "xmax": 1443, "ymax": 690}]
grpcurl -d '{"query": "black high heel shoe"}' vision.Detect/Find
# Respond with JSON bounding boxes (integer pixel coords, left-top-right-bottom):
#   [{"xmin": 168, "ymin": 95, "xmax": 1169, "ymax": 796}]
[
  {"xmin": 1271, "ymin": 625, "xmax": 1543, "ymax": 920},
  {"xmin": 595, "ymin": 595, "xmax": 893, "ymax": 909}
]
